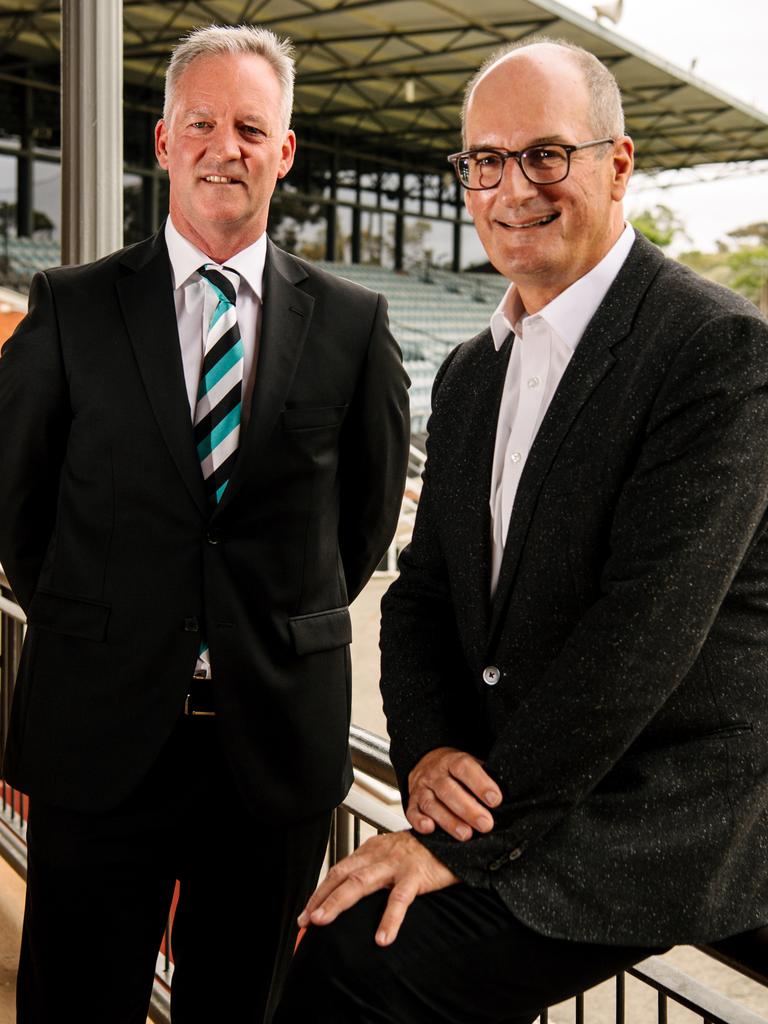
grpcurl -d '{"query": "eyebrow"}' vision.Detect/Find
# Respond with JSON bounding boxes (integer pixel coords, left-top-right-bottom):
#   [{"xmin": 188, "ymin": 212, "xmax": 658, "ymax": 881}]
[
  {"xmin": 467, "ymin": 135, "xmax": 571, "ymax": 150},
  {"xmin": 179, "ymin": 107, "xmax": 268, "ymax": 125}
]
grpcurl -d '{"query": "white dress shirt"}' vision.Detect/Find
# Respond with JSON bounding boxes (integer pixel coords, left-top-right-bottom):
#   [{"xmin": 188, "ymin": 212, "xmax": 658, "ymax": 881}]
[
  {"xmin": 164, "ymin": 217, "xmax": 266, "ymax": 426},
  {"xmin": 489, "ymin": 223, "xmax": 636, "ymax": 593},
  {"xmin": 164, "ymin": 217, "xmax": 267, "ymax": 677}
]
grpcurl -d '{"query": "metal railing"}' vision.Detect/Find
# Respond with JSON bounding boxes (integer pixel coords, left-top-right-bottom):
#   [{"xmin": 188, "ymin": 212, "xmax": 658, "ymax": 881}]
[{"xmin": 0, "ymin": 572, "xmax": 766, "ymax": 1024}]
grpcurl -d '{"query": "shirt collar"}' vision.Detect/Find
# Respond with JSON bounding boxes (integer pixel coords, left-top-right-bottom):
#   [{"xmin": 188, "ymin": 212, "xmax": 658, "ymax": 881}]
[
  {"xmin": 164, "ymin": 216, "xmax": 267, "ymax": 300},
  {"xmin": 489, "ymin": 222, "xmax": 635, "ymax": 352}
]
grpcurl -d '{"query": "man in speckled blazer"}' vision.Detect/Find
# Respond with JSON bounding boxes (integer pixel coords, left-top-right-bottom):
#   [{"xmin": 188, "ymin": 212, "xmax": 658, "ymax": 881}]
[{"xmin": 275, "ymin": 38, "xmax": 768, "ymax": 1024}]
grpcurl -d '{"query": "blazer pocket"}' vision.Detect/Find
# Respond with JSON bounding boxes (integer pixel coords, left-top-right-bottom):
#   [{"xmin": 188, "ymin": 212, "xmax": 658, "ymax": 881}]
[
  {"xmin": 282, "ymin": 404, "xmax": 348, "ymax": 431},
  {"xmin": 288, "ymin": 606, "xmax": 352, "ymax": 656},
  {"xmin": 27, "ymin": 589, "xmax": 111, "ymax": 642}
]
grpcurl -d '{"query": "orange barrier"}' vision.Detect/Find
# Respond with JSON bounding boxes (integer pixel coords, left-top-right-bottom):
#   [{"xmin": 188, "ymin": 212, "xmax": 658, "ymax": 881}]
[{"xmin": 0, "ymin": 311, "xmax": 23, "ymax": 349}]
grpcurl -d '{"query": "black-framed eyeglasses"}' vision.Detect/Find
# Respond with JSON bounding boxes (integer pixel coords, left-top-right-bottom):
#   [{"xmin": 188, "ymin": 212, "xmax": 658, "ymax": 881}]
[{"xmin": 447, "ymin": 138, "xmax": 614, "ymax": 190}]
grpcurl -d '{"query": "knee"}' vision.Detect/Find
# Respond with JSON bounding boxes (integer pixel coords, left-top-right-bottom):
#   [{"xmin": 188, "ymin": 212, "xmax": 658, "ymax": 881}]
[{"xmin": 275, "ymin": 893, "xmax": 389, "ymax": 1022}]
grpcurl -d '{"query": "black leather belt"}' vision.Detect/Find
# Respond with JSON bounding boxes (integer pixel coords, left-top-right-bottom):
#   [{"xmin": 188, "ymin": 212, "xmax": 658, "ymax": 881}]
[{"xmin": 184, "ymin": 676, "xmax": 216, "ymax": 717}]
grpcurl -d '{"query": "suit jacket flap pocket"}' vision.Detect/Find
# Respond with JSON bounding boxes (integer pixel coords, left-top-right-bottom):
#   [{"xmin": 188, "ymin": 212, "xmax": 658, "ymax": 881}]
[
  {"xmin": 289, "ymin": 606, "xmax": 352, "ymax": 655},
  {"xmin": 28, "ymin": 589, "xmax": 111, "ymax": 642}
]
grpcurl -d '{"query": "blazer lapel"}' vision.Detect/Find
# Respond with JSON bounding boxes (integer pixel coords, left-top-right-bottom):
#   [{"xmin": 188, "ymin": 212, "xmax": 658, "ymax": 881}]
[
  {"xmin": 455, "ymin": 331, "xmax": 514, "ymax": 642},
  {"xmin": 488, "ymin": 233, "xmax": 667, "ymax": 642},
  {"xmin": 116, "ymin": 230, "xmax": 208, "ymax": 518},
  {"xmin": 214, "ymin": 240, "xmax": 314, "ymax": 511}
]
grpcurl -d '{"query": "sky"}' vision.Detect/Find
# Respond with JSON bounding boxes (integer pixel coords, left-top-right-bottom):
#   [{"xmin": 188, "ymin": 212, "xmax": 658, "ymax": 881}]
[{"xmin": 557, "ymin": 0, "xmax": 768, "ymax": 254}]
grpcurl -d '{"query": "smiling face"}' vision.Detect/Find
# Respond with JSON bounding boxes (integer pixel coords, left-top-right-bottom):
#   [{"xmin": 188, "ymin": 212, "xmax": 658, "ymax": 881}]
[
  {"xmin": 464, "ymin": 45, "xmax": 633, "ymax": 312},
  {"xmin": 155, "ymin": 51, "xmax": 295, "ymax": 262}
]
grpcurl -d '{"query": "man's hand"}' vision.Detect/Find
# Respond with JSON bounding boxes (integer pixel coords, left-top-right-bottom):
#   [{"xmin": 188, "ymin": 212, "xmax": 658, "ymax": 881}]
[
  {"xmin": 297, "ymin": 831, "xmax": 458, "ymax": 946},
  {"xmin": 407, "ymin": 746, "xmax": 502, "ymax": 840}
]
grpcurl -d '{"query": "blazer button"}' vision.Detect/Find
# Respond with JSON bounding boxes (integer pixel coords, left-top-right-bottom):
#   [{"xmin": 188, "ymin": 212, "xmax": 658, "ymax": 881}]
[
  {"xmin": 183, "ymin": 617, "xmax": 199, "ymax": 633},
  {"xmin": 206, "ymin": 528, "xmax": 221, "ymax": 545},
  {"xmin": 482, "ymin": 665, "xmax": 501, "ymax": 686}
]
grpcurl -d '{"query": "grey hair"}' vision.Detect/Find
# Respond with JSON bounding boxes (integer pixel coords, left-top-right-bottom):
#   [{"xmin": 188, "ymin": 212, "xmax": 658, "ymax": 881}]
[
  {"xmin": 461, "ymin": 36, "xmax": 625, "ymax": 144},
  {"xmin": 163, "ymin": 24, "xmax": 296, "ymax": 134}
]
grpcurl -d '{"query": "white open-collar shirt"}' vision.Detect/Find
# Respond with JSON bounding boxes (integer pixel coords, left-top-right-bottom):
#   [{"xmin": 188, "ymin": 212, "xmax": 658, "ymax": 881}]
[{"xmin": 489, "ymin": 223, "xmax": 635, "ymax": 593}]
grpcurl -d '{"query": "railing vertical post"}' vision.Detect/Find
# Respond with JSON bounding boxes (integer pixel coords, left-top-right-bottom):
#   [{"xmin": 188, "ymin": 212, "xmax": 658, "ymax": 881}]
[{"xmin": 333, "ymin": 806, "xmax": 352, "ymax": 863}]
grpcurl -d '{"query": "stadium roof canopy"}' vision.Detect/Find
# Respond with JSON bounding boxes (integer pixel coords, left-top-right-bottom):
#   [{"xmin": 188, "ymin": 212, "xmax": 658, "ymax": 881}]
[{"xmin": 1, "ymin": 0, "xmax": 767, "ymax": 173}]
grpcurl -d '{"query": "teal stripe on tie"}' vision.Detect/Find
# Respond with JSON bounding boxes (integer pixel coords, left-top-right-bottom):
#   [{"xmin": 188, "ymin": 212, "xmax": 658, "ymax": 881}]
[
  {"xmin": 198, "ymin": 338, "xmax": 244, "ymax": 397},
  {"xmin": 215, "ymin": 480, "xmax": 229, "ymax": 502},
  {"xmin": 196, "ymin": 403, "xmax": 242, "ymax": 460}
]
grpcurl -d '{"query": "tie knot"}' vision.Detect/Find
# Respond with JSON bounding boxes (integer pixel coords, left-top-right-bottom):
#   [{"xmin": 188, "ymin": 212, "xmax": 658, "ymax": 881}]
[{"xmin": 199, "ymin": 264, "xmax": 238, "ymax": 306}]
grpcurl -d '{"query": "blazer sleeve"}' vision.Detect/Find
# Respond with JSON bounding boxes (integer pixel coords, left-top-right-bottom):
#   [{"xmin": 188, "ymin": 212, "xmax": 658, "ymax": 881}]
[
  {"xmin": 0, "ymin": 272, "xmax": 70, "ymax": 612},
  {"xmin": 337, "ymin": 293, "xmax": 410, "ymax": 603},
  {"xmin": 404, "ymin": 312, "xmax": 768, "ymax": 887}
]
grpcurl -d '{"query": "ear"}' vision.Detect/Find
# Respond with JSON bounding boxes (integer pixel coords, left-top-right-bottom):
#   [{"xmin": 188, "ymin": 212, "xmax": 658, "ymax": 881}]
[
  {"xmin": 277, "ymin": 130, "xmax": 297, "ymax": 180},
  {"xmin": 155, "ymin": 119, "xmax": 169, "ymax": 171},
  {"xmin": 610, "ymin": 136, "xmax": 634, "ymax": 202}
]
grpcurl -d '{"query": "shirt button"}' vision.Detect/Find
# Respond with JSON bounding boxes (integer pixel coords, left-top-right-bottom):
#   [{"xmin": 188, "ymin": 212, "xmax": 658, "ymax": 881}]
[
  {"xmin": 527, "ymin": 376, "xmax": 541, "ymax": 389},
  {"xmin": 482, "ymin": 665, "xmax": 501, "ymax": 686},
  {"xmin": 510, "ymin": 451, "xmax": 522, "ymax": 464}
]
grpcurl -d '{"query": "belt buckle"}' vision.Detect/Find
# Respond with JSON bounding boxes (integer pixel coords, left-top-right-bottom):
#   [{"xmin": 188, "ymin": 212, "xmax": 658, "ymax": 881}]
[{"xmin": 184, "ymin": 676, "xmax": 217, "ymax": 717}]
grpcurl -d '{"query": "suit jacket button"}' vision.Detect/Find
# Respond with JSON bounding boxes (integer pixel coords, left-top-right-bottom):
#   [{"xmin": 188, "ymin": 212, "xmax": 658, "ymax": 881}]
[
  {"xmin": 207, "ymin": 529, "xmax": 221, "ymax": 545},
  {"xmin": 183, "ymin": 617, "xmax": 199, "ymax": 632},
  {"xmin": 482, "ymin": 665, "xmax": 501, "ymax": 686}
]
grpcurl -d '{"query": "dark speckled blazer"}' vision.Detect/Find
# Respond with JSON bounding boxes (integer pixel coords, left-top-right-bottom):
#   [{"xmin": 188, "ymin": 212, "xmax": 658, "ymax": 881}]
[{"xmin": 380, "ymin": 231, "xmax": 768, "ymax": 946}]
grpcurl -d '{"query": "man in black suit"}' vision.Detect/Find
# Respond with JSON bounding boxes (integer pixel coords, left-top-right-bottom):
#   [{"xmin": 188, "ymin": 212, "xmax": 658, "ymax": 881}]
[
  {"xmin": 0, "ymin": 23, "xmax": 409, "ymax": 1024},
  {"xmin": 275, "ymin": 38, "xmax": 768, "ymax": 1023}
]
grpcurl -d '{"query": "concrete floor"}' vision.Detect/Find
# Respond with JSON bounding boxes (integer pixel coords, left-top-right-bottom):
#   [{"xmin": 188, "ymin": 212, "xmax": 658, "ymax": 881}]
[{"xmin": 0, "ymin": 575, "xmax": 764, "ymax": 1021}]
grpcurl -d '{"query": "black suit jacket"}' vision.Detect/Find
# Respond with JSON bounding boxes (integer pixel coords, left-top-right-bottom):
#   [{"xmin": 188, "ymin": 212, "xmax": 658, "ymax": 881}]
[
  {"xmin": 380, "ymin": 232, "xmax": 768, "ymax": 945},
  {"xmin": 0, "ymin": 229, "xmax": 410, "ymax": 817}
]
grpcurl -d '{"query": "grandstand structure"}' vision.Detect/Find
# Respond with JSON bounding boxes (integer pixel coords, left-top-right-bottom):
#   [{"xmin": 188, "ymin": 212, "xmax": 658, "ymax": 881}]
[{"xmin": 1, "ymin": 0, "xmax": 767, "ymax": 429}]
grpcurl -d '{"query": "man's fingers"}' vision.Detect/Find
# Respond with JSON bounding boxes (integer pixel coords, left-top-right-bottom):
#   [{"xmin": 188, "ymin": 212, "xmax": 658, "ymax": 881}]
[
  {"xmin": 407, "ymin": 748, "xmax": 503, "ymax": 840},
  {"xmin": 448, "ymin": 754, "xmax": 502, "ymax": 808},
  {"xmin": 405, "ymin": 803, "xmax": 436, "ymax": 834},
  {"xmin": 300, "ymin": 858, "xmax": 393, "ymax": 927},
  {"xmin": 409, "ymin": 782, "xmax": 493, "ymax": 839},
  {"xmin": 428, "ymin": 776, "xmax": 495, "ymax": 832},
  {"xmin": 375, "ymin": 880, "xmax": 419, "ymax": 946}
]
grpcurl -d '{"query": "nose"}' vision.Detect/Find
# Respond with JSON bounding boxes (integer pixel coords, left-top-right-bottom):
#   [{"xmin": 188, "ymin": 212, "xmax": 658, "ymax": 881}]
[
  {"xmin": 209, "ymin": 122, "xmax": 241, "ymax": 163},
  {"xmin": 496, "ymin": 156, "xmax": 540, "ymax": 203}
]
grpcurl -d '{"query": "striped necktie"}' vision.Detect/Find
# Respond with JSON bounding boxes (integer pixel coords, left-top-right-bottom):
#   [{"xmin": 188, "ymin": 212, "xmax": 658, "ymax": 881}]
[
  {"xmin": 194, "ymin": 265, "xmax": 243, "ymax": 678},
  {"xmin": 194, "ymin": 265, "xmax": 244, "ymax": 506}
]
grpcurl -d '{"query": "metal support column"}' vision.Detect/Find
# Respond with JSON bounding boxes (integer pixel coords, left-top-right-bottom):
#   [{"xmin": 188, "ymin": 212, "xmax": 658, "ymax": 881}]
[
  {"xmin": 16, "ymin": 76, "xmax": 33, "ymax": 237},
  {"xmin": 393, "ymin": 171, "xmax": 405, "ymax": 272},
  {"xmin": 452, "ymin": 182, "xmax": 462, "ymax": 273},
  {"xmin": 60, "ymin": 0, "xmax": 124, "ymax": 266},
  {"xmin": 325, "ymin": 144, "xmax": 338, "ymax": 262},
  {"xmin": 351, "ymin": 160, "xmax": 362, "ymax": 264}
]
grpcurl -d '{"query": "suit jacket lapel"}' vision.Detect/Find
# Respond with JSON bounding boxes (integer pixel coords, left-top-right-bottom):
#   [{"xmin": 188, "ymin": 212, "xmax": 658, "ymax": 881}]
[
  {"xmin": 116, "ymin": 230, "xmax": 208, "ymax": 518},
  {"xmin": 214, "ymin": 240, "xmax": 314, "ymax": 511},
  {"xmin": 456, "ymin": 331, "xmax": 514, "ymax": 642},
  {"xmin": 488, "ymin": 233, "xmax": 666, "ymax": 642}
]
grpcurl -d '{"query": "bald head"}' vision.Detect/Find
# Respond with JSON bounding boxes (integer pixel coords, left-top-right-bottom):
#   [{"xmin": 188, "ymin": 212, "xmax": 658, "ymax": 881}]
[{"xmin": 462, "ymin": 38, "xmax": 625, "ymax": 146}]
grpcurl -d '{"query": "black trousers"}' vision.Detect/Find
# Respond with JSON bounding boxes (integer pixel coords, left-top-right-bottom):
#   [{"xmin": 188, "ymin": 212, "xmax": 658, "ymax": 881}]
[
  {"xmin": 17, "ymin": 714, "xmax": 331, "ymax": 1024},
  {"xmin": 275, "ymin": 885, "xmax": 665, "ymax": 1024}
]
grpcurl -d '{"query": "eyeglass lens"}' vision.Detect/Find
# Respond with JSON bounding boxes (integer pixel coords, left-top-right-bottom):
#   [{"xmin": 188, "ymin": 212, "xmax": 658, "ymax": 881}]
[{"xmin": 458, "ymin": 146, "xmax": 569, "ymax": 188}]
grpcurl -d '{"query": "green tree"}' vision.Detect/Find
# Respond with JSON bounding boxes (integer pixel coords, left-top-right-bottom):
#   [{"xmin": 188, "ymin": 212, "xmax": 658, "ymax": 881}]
[
  {"xmin": 678, "ymin": 225, "xmax": 768, "ymax": 314},
  {"xmin": 629, "ymin": 204, "xmax": 688, "ymax": 248}
]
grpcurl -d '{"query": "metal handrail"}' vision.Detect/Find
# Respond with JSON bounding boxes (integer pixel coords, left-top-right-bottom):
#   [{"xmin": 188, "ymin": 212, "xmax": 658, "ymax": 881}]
[{"xmin": 0, "ymin": 573, "xmax": 766, "ymax": 1020}]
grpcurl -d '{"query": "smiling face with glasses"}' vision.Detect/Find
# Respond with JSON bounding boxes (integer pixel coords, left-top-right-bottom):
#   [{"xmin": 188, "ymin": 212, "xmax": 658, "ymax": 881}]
[{"xmin": 458, "ymin": 45, "xmax": 633, "ymax": 312}]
